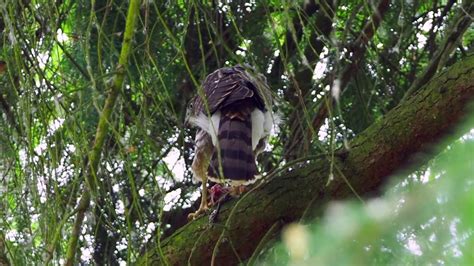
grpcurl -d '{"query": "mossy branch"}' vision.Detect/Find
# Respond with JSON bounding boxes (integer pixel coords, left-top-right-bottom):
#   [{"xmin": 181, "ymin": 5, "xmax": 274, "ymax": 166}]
[
  {"xmin": 139, "ymin": 54, "xmax": 474, "ymax": 265},
  {"xmin": 63, "ymin": 0, "xmax": 142, "ymax": 265}
]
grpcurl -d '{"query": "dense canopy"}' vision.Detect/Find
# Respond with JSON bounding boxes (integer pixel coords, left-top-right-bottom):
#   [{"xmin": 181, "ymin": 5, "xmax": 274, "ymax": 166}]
[{"xmin": 0, "ymin": 0, "xmax": 472, "ymax": 265}]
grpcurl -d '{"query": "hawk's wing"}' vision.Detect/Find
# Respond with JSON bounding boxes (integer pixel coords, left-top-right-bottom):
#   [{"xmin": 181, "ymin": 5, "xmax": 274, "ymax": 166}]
[{"xmin": 191, "ymin": 66, "xmax": 269, "ymax": 117}]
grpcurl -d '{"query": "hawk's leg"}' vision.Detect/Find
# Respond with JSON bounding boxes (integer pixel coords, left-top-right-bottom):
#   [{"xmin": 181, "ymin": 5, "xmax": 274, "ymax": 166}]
[
  {"xmin": 229, "ymin": 185, "xmax": 248, "ymax": 197},
  {"xmin": 187, "ymin": 176, "xmax": 209, "ymax": 221},
  {"xmin": 207, "ymin": 184, "xmax": 247, "ymax": 223},
  {"xmin": 188, "ymin": 135, "xmax": 212, "ymax": 220}
]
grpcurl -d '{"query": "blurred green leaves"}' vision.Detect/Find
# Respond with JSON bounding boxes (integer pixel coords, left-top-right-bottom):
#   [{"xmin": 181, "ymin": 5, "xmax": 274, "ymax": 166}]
[{"xmin": 262, "ymin": 116, "xmax": 474, "ymax": 265}]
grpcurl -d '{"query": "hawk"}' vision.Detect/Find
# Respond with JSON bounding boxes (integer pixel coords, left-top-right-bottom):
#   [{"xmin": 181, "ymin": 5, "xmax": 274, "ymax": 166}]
[{"xmin": 186, "ymin": 65, "xmax": 273, "ymax": 220}]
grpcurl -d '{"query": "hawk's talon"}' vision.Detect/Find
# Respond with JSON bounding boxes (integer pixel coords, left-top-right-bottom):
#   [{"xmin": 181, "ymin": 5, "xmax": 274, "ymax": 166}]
[
  {"xmin": 209, "ymin": 208, "xmax": 219, "ymax": 224},
  {"xmin": 187, "ymin": 205, "xmax": 210, "ymax": 221}
]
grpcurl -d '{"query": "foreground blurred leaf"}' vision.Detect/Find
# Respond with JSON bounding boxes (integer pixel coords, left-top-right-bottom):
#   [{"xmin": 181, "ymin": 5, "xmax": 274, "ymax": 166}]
[{"xmin": 262, "ymin": 116, "xmax": 474, "ymax": 265}]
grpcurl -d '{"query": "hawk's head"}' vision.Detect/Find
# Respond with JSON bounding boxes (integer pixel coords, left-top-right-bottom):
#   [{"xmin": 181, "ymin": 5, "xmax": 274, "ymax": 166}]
[{"xmin": 184, "ymin": 98, "xmax": 194, "ymax": 126}]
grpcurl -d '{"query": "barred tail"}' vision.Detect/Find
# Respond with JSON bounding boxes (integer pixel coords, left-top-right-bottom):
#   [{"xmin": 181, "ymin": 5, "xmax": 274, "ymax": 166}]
[{"xmin": 208, "ymin": 110, "xmax": 257, "ymax": 182}]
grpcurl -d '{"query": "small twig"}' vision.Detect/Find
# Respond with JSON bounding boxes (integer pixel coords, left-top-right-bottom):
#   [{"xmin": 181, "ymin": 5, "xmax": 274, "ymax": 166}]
[
  {"xmin": 187, "ymin": 226, "xmax": 211, "ymax": 266},
  {"xmin": 246, "ymin": 219, "xmax": 284, "ymax": 265}
]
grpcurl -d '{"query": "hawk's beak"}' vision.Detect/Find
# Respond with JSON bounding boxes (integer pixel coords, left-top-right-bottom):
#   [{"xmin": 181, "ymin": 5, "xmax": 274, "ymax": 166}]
[
  {"xmin": 184, "ymin": 116, "xmax": 191, "ymax": 127},
  {"xmin": 184, "ymin": 103, "xmax": 193, "ymax": 127}
]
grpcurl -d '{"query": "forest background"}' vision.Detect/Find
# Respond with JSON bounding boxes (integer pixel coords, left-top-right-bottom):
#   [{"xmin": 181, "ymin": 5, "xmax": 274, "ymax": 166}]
[{"xmin": 0, "ymin": 0, "xmax": 473, "ymax": 265}]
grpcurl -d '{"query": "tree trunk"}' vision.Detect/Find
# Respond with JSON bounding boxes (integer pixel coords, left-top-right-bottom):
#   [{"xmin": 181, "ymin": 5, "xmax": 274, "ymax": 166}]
[{"xmin": 138, "ymin": 55, "xmax": 474, "ymax": 265}]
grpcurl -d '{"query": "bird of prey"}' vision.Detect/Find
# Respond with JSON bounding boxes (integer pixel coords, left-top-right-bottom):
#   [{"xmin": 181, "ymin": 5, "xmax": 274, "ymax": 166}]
[{"xmin": 186, "ymin": 65, "xmax": 273, "ymax": 220}]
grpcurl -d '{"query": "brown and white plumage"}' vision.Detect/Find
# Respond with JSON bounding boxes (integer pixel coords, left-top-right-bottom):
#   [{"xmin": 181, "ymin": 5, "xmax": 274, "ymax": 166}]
[{"xmin": 186, "ymin": 65, "xmax": 273, "ymax": 219}]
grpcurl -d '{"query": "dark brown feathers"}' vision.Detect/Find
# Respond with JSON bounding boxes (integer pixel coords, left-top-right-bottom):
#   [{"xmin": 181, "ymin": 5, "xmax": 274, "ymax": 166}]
[
  {"xmin": 190, "ymin": 65, "xmax": 267, "ymax": 117},
  {"xmin": 208, "ymin": 104, "xmax": 257, "ymax": 181}
]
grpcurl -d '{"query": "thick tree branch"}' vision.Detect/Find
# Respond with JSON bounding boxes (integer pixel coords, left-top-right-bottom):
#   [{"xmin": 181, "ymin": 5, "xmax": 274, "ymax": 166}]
[
  {"xmin": 338, "ymin": 0, "xmax": 390, "ymax": 91},
  {"xmin": 139, "ymin": 54, "xmax": 474, "ymax": 265},
  {"xmin": 265, "ymin": 0, "xmax": 336, "ymax": 161},
  {"xmin": 285, "ymin": 0, "xmax": 390, "ymax": 159},
  {"xmin": 315, "ymin": 0, "xmax": 390, "ymax": 125},
  {"xmin": 402, "ymin": 0, "xmax": 473, "ymax": 101}
]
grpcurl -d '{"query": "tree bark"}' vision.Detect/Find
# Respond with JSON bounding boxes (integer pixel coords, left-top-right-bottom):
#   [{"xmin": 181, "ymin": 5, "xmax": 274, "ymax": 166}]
[{"xmin": 138, "ymin": 54, "xmax": 474, "ymax": 265}]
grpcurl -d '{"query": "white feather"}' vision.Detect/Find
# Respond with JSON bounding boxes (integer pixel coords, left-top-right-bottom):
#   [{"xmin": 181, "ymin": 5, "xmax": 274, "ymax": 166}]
[
  {"xmin": 210, "ymin": 112, "xmax": 220, "ymax": 146},
  {"xmin": 191, "ymin": 109, "xmax": 274, "ymax": 151},
  {"xmin": 251, "ymin": 109, "xmax": 265, "ymax": 150},
  {"xmin": 188, "ymin": 112, "xmax": 220, "ymax": 146},
  {"xmin": 263, "ymin": 110, "xmax": 274, "ymax": 135}
]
